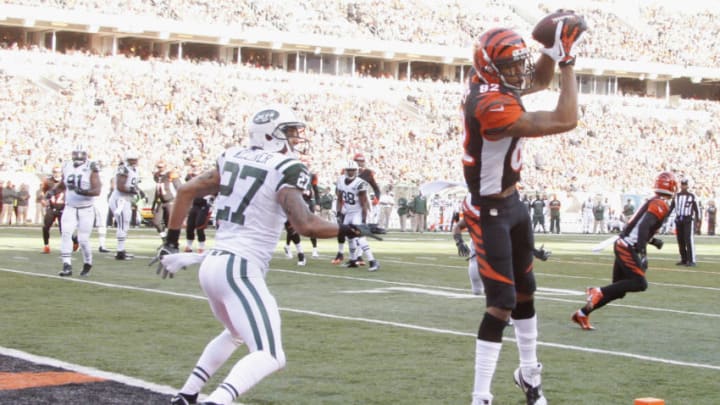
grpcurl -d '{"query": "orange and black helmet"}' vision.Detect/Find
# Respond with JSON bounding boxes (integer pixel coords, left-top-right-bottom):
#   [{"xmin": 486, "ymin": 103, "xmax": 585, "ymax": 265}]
[
  {"xmin": 472, "ymin": 28, "xmax": 535, "ymax": 91},
  {"xmin": 654, "ymin": 171, "xmax": 678, "ymax": 196}
]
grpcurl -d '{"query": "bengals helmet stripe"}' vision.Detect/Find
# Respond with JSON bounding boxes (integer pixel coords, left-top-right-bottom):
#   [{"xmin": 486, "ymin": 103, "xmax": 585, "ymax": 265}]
[
  {"xmin": 473, "ymin": 27, "xmax": 534, "ymax": 91},
  {"xmin": 654, "ymin": 171, "xmax": 677, "ymax": 196}
]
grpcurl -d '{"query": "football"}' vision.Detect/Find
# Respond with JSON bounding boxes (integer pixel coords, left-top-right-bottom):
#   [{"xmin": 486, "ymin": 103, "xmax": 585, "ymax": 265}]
[{"xmin": 532, "ymin": 9, "xmax": 583, "ymax": 48}]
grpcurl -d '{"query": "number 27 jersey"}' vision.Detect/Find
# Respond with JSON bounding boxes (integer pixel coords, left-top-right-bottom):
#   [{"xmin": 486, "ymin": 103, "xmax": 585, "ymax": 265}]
[{"xmin": 213, "ymin": 146, "xmax": 310, "ymax": 268}]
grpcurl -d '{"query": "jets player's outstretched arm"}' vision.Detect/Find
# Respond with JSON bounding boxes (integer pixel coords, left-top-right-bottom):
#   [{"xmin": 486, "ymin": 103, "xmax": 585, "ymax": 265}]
[
  {"xmin": 279, "ymin": 187, "xmax": 343, "ymax": 239},
  {"xmin": 167, "ymin": 169, "xmax": 220, "ymax": 231}
]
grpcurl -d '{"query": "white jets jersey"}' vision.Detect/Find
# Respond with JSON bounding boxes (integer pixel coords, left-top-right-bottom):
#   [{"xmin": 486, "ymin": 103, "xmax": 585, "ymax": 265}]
[
  {"xmin": 110, "ymin": 163, "xmax": 140, "ymax": 201},
  {"xmin": 213, "ymin": 146, "xmax": 311, "ymax": 269},
  {"xmin": 63, "ymin": 160, "xmax": 99, "ymax": 208},
  {"xmin": 336, "ymin": 175, "xmax": 368, "ymax": 215}
]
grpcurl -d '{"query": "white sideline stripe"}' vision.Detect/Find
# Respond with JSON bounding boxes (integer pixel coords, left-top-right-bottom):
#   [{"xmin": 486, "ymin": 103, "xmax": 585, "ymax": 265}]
[
  {"xmin": 0, "ymin": 346, "xmax": 245, "ymax": 404},
  {"xmin": 2, "ymin": 267, "xmax": 720, "ymax": 372},
  {"xmin": 0, "ymin": 346, "xmax": 177, "ymax": 395}
]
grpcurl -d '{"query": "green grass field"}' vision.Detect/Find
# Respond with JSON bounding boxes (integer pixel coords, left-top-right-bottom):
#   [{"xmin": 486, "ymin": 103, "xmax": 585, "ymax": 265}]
[{"xmin": 1, "ymin": 226, "xmax": 719, "ymax": 404}]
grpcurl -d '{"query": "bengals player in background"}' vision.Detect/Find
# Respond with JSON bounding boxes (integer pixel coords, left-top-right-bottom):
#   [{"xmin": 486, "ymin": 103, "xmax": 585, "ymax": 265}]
[
  {"xmin": 183, "ymin": 159, "xmax": 212, "ymax": 253},
  {"xmin": 462, "ymin": 13, "xmax": 586, "ymax": 405},
  {"xmin": 40, "ymin": 166, "xmax": 76, "ymax": 253},
  {"xmin": 152, "ymin": 160, "xmax": 182, "ymax": 242},
  {"xmin": 572, "ymin": 172, "xmax": 677, "ymax": 330}
]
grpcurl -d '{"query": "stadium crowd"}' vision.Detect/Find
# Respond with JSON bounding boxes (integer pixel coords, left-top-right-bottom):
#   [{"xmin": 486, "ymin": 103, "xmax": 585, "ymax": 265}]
[
  {"xmin": 5, "ymin": 0, "xmax": 720, "ymax": 67},
  {"xmin": 1, "ymin": 47, "xmax": 719, "ymax": 211},
  {"xmin": 0, "ymin": 1, "xmax": 719, "ymax": 230}
]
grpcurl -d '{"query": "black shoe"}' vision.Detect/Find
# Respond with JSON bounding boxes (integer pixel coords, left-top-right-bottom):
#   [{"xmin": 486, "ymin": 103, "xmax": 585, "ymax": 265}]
[
  {"xmin": 513, "ymin": 364, "xmax": 546, "ymax": 405},
  {"xmin": 297, "ymin": 252, "xmax": 306, "ymax": 266},
  {"xmin": 343, "ymin": 260, "xmax": 359, "ymax": 268},
  {"xmin": 170, "ymin": 392, "xmax": 198, "ymax": 405},
  {"xmin": 98, "ymin": 247, "xmax": 110, "ymax": 253},
  {"xmin": 58, "ymin": 263, "xmax": 72, "ymax": 277},
  {"xmin": 80, "ymin": 263, "xmax": 92, "ymax": 277},
  {"xmin": 115, "ymin": 251, "xmax": 133, "ymax": 260},
  {"xmin": 675, "ymin": 261, "xmax": 687, "ymax": 266},
  {"xmin": 368, "ymin": 260, "xmax": 380, "ymax": 272}
]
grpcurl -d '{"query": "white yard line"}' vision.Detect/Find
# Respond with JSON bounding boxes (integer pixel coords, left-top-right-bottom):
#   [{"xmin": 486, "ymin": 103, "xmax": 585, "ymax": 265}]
[{"xmin": 2, "ymin": 267, "xmax": 719, "ymax": 372}]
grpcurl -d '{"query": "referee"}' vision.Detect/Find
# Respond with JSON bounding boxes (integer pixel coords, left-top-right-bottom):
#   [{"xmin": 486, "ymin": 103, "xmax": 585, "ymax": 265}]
[{"xmin": 670, "ymin": 178, "xmax": 699, "ymax": 266}]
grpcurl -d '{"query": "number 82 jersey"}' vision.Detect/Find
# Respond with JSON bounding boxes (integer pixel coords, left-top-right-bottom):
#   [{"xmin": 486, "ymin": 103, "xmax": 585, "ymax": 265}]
[{"xmin": 213, "ymin": 146, "xmax": 310, "ymax": 268}]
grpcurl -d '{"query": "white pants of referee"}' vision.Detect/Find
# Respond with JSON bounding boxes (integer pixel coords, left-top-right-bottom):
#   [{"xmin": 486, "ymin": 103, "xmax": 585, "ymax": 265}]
[
  {"xmin": 192, "ymin": 251, "xmax": 286, "ymax": 402},
  {"xmin": 60, "ymin": 205, "xmax": 94, "ymax": 266}
]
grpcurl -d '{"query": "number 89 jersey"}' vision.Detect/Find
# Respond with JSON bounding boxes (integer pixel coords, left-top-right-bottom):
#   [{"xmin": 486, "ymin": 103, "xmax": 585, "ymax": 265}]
[{"xmin": 213, "ymin": 146, "xmax": 311, "ymax": 268}]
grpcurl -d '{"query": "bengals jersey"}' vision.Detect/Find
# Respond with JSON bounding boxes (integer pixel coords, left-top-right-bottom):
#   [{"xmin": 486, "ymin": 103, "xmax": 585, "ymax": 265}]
[
  {"xmin": 620, "ymin": 196, "xmax": 671, "ymax": 252},
  {"xmin": 462, "ymin": 69, "xmax": 526, "ymax": 204},
  {"xmin": 154, "ymin": 170, "xmax": 181, "ymax": 203}
]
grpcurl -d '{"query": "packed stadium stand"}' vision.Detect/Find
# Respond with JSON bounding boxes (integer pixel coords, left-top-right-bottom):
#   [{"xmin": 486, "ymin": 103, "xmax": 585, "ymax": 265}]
[{"xmin": 1, "ymin": 0, "xmax": 719, "ymax": 221}]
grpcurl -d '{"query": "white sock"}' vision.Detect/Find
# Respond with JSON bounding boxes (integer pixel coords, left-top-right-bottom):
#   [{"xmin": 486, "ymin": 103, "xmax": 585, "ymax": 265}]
[
  {"xmin": 181, "ymin": 330, "xmax": 242, "ymax": 395},
  {"xmin": 205, "ymin": 351, "xmax": 284, "ymax": 404},
  {"xmin": 473, "ymin": 339, "xmax": 502, "ymax": 399},
  {"xmin": 512, "ymin": 315, "xmax": 538, "ymax": 369}
]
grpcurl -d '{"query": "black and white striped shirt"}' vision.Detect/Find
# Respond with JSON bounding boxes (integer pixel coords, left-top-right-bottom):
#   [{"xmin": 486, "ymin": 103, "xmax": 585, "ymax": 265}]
[{"xmin": 671, "ymin": 191, "xmax": 699, "ymax": 220}]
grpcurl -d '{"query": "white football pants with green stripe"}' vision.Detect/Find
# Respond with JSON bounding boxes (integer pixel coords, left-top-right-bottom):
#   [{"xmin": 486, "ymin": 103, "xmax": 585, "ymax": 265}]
[{"xmin": 195, "ymin": 251, "xmax": 286, "ymax": 403}]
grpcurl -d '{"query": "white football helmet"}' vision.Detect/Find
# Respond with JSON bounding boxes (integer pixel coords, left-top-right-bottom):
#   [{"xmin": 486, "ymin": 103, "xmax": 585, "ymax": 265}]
[
  {"xmin": 248, "ymin": 104, "xmax": 307, "ymax": 154},
  {"xmin": 71, "ymin": 146, "xmax": 88, "ymax": 167},
  {"xmin": 345, "ymin": 160, "xmax": 359, "ymax": 180},
  {"xmin": 125, "ymin": 150, "xmax": 139, "ymax": 167}
]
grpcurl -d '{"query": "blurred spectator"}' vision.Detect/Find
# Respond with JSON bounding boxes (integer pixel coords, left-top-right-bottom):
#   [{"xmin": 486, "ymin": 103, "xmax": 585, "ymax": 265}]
[
  {"xmin": 2, "ymin": 181, "xmax": 17, "ymax": 225},
  {"xmin": 16, "ymin": 183, "xmax": 30, "ymax": 225}
]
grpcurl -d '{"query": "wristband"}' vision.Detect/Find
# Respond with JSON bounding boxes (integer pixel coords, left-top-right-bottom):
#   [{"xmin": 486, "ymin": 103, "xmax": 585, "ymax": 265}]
[{"xmin": 166, "ymin": 229, "xmax": 181, "ymax": 248}]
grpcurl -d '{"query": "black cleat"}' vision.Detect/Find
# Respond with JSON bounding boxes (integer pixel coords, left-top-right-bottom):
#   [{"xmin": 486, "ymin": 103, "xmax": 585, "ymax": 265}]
[
  {"xmin": 170, "ymin": 392, "xmax": 198, "ymax": 405},
  {"xmin": 98, "ymin": 246, "xmax": 111, "ymax": 253},
  {"xmin": 513, "ymin": 364, "xmax": 547, "ymax": 405},
  {"xmin": 343, "ymin": 260, "xmax": 359, "ymax": 268},
  {"xmin": 58, "ymin": 263, "xmax": 72, "ymax": 277},
  {"xmin": 368, "ymin": 260, "xmax": 380, "ymax": 272},
  {"xmin": 80, "ymin": 263, "xmax": 92, "ymax": 277},
  {"xmin": 115, "ymin": 251, "xmax": 133, "ymax": 260}
]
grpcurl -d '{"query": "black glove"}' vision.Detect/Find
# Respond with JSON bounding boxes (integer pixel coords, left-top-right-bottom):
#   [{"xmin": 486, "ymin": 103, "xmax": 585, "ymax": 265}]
[
  {"xmin": 149, "ymin": 229, "xmax": 180, "ymax": 278},
  {"xmin": 453, "ymin": 233, "xmax": 470, "ymax": 257},
  {"xmin": 149, "ymin": 243, "xmax": 179, "ymax": 279},
  {"xmin": 339, "ymin": 224, "xmax": 383, "ymax": 240},
  {"xmin": 649, "ymin": 237, "xmax": 663, "ymax": 250},
  {"xmin": 638, "ymin": 250, "xmax": 648, "ymax": 270},
  {"xmin": 336, "ymin": 212, "xmax": 345, "ymax": 225},
  {"xmin": 533, "ymin": 244, "xmax": 552, "ymax": 261}
]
